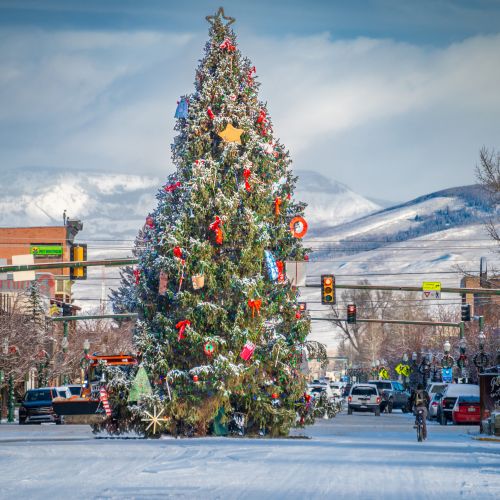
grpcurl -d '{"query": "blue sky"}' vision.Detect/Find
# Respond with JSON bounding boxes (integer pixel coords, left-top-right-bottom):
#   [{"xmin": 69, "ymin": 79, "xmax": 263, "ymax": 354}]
[{"xmin": 1, "ymin": 0, "xmax": 500, "ymax": 200}]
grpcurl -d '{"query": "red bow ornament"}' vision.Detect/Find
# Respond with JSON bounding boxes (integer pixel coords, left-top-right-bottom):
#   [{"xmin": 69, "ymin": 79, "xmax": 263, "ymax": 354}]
[
  {"xmin": 133, "ymin": 268, "xmax": 141, "ymax": 285},
  {"xmin": 173, "ymin": 246, "xmax": 183, "ymax": 259},
  {"xmin": 276, "ymin": 260, "xmax": 284, "ymax": 282},
  {"xmin": 274, "ymin": 197, "xmax": 282, "ymax": 216},
  {"xmin": 176, "ymin": 319, "xmax": 191, "ymax": 341},
  {"xmin": 194, "ymin": 159, "xmax": 206, "ymax": 167},
  {"xmin": 219, "ymin": 38, "xmax": 236, "ymax": 51},
  {"xmin": 243, "ymin": 168, "xmax": 251, "ymax": 192},
  {"xmin": 209, "ymin": 216, "xmax": 223, "ymax": 245},
  {"xmin": 247, "ymin": 299, "xmax": 262, "ymax": 318},
  {"xmin": 207, "ymin": 107, "xmax": 215, "ymax": 120},
  {"xmin": 164, "ymin": 181, "xmax": 181, "ymax": 193}
]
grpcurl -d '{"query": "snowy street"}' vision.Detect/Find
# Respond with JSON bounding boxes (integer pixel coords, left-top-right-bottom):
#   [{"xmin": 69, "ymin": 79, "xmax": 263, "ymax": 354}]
[{"xmin": 1, "ymin": 410, "xmax": 499, "ymax": 499}]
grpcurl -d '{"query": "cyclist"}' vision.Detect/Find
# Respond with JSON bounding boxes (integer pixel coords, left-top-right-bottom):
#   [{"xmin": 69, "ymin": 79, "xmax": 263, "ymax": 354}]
[{"xmin": 409, "ymin": 384, "xmax": 431, "ymax": 440}]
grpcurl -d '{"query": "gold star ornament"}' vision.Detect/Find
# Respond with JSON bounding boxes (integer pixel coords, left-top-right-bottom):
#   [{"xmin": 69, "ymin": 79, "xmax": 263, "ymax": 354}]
[
  {"xmin": 141, "ymin": 406, "xmax": 169, "ymax": 435},
  {"xmin": 206, "ymin": 7, "xmax": 236, "ymax": 26},
  {"xmin": 218, "ymin": 123, "xmax": 243, "ymax": 144}
]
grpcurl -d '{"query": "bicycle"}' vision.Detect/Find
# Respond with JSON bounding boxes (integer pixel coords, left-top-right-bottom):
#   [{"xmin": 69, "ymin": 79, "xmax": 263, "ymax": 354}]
[{"xmin": 415, "ymin": 408, "xmax": 425, "ymax": 442}]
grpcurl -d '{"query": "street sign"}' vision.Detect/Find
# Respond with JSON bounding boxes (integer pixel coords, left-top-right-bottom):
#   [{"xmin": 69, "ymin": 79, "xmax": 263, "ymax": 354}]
[
  {"xmin": 442, "ymin": 367, "xmax": 453, "ymax": 383},
  {"xmin": 422, "ymin": 281, "xmax": 441, "ymax": 299},
  {"xmin": 12, "ymin": 254, "xmax": 35, "ymax": 282},
  {"xmin": 30, "ymin": 244, "xmax": 63, "ymax": 257}
]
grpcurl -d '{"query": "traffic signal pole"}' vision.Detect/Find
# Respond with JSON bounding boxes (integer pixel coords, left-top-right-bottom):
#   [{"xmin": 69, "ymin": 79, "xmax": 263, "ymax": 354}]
[
  {"xmin": 0, "ymin": 258, "xmax": 137, "ymax": 274},
  {"xmin": 311, "ymin": 317, "xmax": 463, "ymax": 329}
]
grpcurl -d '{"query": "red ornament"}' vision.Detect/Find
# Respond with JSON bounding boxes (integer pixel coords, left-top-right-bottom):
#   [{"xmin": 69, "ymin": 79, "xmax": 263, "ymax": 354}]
[
  {"xmin": 287, "ymin": 193, "xmax": 291, "ymax": 200},
  {"xmin": 207, "ymin": 107, "xmax": 215, "ymax": 120},
  {"xmin": 243, "ymin": 168, "xmax": 251, "ymax": 192},
  {"xmin": 304, "ymin": 255, "xmax": 309, "ymax": 262},
  {"xmin": 276, "ymin": 260, "xmax": 284, "ymax": 282},
  {"xmin": 289, "ymin": 216, "xmax": 308, "ymax": 239},
  {"xmin": 274, "ymin": 197, "xmax": 282, "ymax": 216},
  {"xmin": 271, "ymin": 393, "xmax": 279, "ymax": 399},
  {"xmin": 173, "ymin": 246, "xmax": 183, "ymax": 259},
  {"xmin": 295, "ymin": 311, "xmax": 301, "ymax": 319},
  {"xmin": 219, "ymin": 37, "xmax": 236, "ymax": 51},
  {"xmin": 209, "ymin": 216, "xmax": 223, "ymax": 245},
  {"xmin": 240, "ymin": 342, "xmax": 256, "ymax": 361},
  {"xmin": 175, "ymin": 319, "xmax": 191, "ymax": 341},
  {"xmin": 247, "ymin": 299, "xmax": 262, "ymax": 318},
  {"xmin": 164, "ymin": 181, "xmax": 181, "ymax": 193},
  {"xmin": 133, "ymin": 268, "xmax": 141, "ymax": 285},
  {"xmin": 304, "ymin": 393, "xmax": 311, "ymax": 402},
  {"xmin": 193, "ymin": 375, "xmax": 199, "ymax": 383}
]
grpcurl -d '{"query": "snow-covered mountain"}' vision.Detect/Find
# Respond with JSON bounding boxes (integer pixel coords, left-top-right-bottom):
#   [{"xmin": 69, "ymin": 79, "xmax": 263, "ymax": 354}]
[{"xmin": 294, "ymin": 170, "xmax": 380, "ymax": 230}]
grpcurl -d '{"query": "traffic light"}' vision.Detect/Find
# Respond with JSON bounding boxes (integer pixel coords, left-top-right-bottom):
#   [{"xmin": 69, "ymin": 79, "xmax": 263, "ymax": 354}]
[
  {"xmin": 70, "ymin": 243, "xmax": 87, "ymax": 280},
  {"xmin": 347, "ymin": 304, "xmax": 357, "ymax": 324},
  {"xmin": 461, "ymin": 304, "xmax": 471, "ymax": 322},
  {"xmin": 321, "ymin": 275, "xmax": 335, "ymax": 304}
]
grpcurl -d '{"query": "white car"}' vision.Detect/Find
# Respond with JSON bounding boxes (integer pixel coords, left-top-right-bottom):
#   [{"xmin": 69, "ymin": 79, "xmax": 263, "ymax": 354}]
[
  {"xmin": 307, "ymin": 383, "xmax": 334, "ymax": 402},
  {"xmin": 347, "ymin": 383, "xmax": 382, "ymax": 416},
  {"xmin": 329, "ymin": 382, "xmax": 345, "ymax": 398}
]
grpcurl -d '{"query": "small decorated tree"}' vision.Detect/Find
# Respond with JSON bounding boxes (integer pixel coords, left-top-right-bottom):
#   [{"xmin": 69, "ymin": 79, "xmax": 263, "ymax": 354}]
[{"xmin": 109, "ymin": 8, "xmax": 323, "ymax": 437}]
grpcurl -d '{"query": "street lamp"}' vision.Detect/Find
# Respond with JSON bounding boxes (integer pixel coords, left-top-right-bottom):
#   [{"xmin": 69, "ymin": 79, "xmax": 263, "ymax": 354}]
[
  {"xmin": 478, "ymin": 332, "xmax": 486, "ymax": 350},
  {"xmin": 402, "ymin": 353, "xmax": 408, "ymax": 363},
  {"xmin": 61, "ymin": 337, "xmax": 69, "ymax": 352},
  {"xmin": 412, "ymin": 352, "xmax": 418, "ymax": 362},
  {"xmin": 443, "ymin": 340, "xmax": 451, "ymax": 354},
  {"xmin": 83, "ymin": 339, "xmax": 90, "ymax": 355}
]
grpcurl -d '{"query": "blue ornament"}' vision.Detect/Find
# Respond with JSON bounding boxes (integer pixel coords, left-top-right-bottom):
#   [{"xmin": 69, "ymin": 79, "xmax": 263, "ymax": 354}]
[
  {"xmin": 175, "ymin": 97, "xmax": 188, "ymax": 118},
  {"xmin": 264, "ymin": 250, "xmax": 279, "ymax": 282}
]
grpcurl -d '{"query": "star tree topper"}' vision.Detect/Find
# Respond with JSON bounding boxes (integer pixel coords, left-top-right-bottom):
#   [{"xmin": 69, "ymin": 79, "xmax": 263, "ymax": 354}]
[
  {"xmin": 141, "ymin": 406, "xmax": 169, "ymax": 435},
  {"xmin": 218, "ymin": 123, "xmax": 243, "ymax": 144},
  {"xmin": 206, "ymin": 7, "xmax": 236, "ymax": 26}
]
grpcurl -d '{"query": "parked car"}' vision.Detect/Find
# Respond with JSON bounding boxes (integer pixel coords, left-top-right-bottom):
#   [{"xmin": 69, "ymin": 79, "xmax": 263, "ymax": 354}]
[
  {"xmin": 347, "ymin": 384, "xmax": 381, "ymax": 415},
  {"xmin": 437, "ymin": 383, "xmax": 479, "ymax": 425},
  {"xmin": 367, "ymin": 380, "xmax": 409, "ymax": 413},
  {"xmin": 452, "ymin": 395, "xmax": 480, "ymax": 425},
  {"xmin": 426, "ymin": 382, "xmax": 447, "ymax": 399},
  {"xmin": 18, "ymin": 387, "xmax": 63, "ymax": 425},
  {"xmin": 307, "ymin": 383, "xmax": 335, "ymax": 402},
  {"xmin": 329, "ymin": 381, "xmax": 345, "ymax": 398},
  {"xmin": 428, "ymin": 392, "xmax": 444, "ymax": 420}
]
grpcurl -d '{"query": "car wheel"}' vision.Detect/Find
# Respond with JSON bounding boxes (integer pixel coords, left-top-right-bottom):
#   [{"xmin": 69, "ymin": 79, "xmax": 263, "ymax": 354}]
[
  {"xmin": 347, "ymin": 407, "xmax": 353, "ymax": 415},
  {"xmin": 375, "ymin": 408, "xmax": 381, "ymax": 416}
]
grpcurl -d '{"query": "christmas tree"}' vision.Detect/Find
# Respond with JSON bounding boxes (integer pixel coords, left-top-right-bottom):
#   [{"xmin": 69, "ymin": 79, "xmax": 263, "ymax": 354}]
[{"xmin": 107, "ymin": 8, "xmax": 324, "ymax": 437}]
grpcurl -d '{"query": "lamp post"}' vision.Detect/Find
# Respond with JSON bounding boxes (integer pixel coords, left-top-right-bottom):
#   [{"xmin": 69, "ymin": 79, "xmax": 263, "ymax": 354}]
[
  {"xmin": 473, "ymin": 331, "xmax": 489, "ymax": 376},
  {"xmin": 457, "ymin": 338, "xmax": 468, "ymax": 383},
  {"xmin": 81, "ymin": 339, "xmax": 90, "ymax": 384},
  {"xmin": 61, "ymin": 324, "xmax": 69, "ymax": 385},
  {"xmin": 2, "ymin": 338, "xmax": 15, "ymax": 423}
]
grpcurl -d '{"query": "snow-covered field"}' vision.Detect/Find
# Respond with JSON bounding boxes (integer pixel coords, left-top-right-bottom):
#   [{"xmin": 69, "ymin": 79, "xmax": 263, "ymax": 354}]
[{"xmin": 1, "ymin": 411, "xmax": 498, "ymax": 499}]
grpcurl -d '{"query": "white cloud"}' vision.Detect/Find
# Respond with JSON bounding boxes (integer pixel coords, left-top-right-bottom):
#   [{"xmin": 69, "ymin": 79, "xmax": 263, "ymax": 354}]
[{"xmin": 0, "ymin": 28, "xmax": 499, "ymax": 199}]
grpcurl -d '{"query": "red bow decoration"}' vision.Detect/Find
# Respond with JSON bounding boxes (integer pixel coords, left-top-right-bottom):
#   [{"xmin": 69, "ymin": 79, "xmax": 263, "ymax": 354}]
[
  {"xmin": 207, "ymin": 107, "xmax": 215, "ymax": 120},
  {"xmin": 219, "ymin": 37, "xmax": 236, "ymax": 51},
  {"xmin": 247, "ymin": 66, "xmax": 256, "ymax": 85},
  {"xmin": 133, "ymin": 269, "xmax": 141, "ymax": 285},
  {"xmin": 164, "ymin": 181, "xmax": 181, "ymax": 193},
  {"xmin": 194, "ymin": 159, "xmax": 206, "ymax": 166},
  {"xmin": 276, "ymin": 260, "xmax": 284, "ymax": 282},
  {"xmin": 257, "ymin": 110, "xmax": 266, "ymax": 124},
  {"xmin": 243, "ymin": 168, "xmax": 251, "ymax": 192},
  {"xmin": 247, "ymin": 299, "xmax": 262, "ymax": 318},
  {"xmin": 287, "ymin": 193, "xmax": 291, "ymax": 200},
  {"xmin": 173, "ymin": 246, "xmax": 183, "ymax": 259},
  {"xmin": 274, "ymin": 197, "xmax": 282, "ymax": 216},
  {"xmin": 209, "ymin": 216, "xmax": 223, "ymax": 245},
  {"xmin": 176, "ymin": 319, "xmax": 191, "ymax": 341}
]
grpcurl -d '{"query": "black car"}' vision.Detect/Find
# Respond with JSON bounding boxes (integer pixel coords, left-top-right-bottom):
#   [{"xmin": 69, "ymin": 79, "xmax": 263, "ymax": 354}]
[{"xmin": 18, "ymin": 388, "xmax": 63, "ymax": 425}]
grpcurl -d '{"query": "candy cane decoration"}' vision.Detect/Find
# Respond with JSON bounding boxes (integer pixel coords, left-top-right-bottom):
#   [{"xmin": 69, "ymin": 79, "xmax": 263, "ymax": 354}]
[{"xmin": 99, "ymin": 387, "xmax": 112, "ymax": 417}]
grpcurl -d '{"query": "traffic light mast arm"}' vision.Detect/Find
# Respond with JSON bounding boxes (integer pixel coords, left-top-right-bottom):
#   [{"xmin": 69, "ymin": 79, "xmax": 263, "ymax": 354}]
[
  {"xmin": 307, "ymin": 282, "xmax": 500, "ymax": 296},
  {"xmin": 51, "ymin": 313, "xmax": 138, "ymax": 322},
  {"xmin": 0, "ymin": 258, "xmax": 138, "ymax": 273},
  {"xmin": 312, "ymin": 317, "xmax": 462, "ymax": 328}
]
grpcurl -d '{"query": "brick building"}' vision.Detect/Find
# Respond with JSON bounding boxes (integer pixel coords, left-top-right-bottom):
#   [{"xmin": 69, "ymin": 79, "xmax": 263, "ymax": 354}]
[{"xmin": 0, "ymin": 220, "xmax": 82, "ymax": 313}]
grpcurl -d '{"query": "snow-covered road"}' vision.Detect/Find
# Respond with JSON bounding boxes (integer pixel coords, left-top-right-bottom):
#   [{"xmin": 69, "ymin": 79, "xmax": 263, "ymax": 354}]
[{"xmin": 0, "ymin": 411, "xmax": 499, "ymax": 499}]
